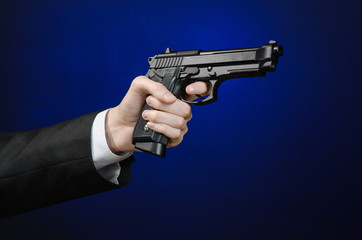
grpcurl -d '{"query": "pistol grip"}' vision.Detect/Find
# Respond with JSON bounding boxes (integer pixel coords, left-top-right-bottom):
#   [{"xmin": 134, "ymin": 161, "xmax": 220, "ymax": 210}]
[
  {"xmin": 132, "ymin": 102, "xmax": 168, "ymax": 157},
  {"xmin": 132, "ymin": 67, "xmax": 183, "ymax": 158}
]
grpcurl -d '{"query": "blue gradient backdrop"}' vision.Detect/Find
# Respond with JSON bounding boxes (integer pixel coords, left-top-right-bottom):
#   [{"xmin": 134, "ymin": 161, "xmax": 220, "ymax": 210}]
[{"xmin": 1, "ymin": 0, "xmax": 361, "ymax": 239}]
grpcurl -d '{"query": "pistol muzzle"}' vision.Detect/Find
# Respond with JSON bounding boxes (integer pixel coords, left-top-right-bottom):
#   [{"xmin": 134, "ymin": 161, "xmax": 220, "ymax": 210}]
[{"xmin": 274, "ymin": 44, "xmax": 283, "ymax": 57}]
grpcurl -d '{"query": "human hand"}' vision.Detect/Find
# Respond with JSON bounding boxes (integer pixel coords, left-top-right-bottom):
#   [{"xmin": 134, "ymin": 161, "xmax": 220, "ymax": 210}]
[{"xmin": 105, "ymin": 76, "xmax": 210, "ymax": 154}]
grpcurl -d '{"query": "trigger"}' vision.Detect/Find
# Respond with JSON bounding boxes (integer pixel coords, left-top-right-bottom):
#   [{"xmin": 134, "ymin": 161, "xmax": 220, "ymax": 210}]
[{"xmin": 196, "ymin": 94, "xmax": 206, "ymax": 100}]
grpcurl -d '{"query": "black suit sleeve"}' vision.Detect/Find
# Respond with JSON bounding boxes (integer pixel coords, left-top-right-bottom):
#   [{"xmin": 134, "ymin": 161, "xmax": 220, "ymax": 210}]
[{"xmin": 0, "ymin": 112, "xmax": 135, "ymax": 218}]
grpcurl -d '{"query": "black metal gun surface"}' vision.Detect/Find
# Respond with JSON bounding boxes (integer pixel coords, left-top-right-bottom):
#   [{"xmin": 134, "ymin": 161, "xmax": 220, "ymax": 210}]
[{"xmin": 132, "ymin": 40, "xmax": 283, "ymax": 157}]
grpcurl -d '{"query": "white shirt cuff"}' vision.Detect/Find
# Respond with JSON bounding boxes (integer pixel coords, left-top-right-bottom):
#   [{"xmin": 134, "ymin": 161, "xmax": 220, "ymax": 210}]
[{"xmin": 91, "ymin": 109, "xmax": 133, "ymax": 184}]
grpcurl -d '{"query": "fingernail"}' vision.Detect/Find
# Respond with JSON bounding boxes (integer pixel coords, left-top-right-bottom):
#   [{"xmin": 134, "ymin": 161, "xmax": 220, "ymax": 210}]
[
  {"xmin": 188, "ymin": 86, "xmax": 196, "ymax": 94},
  {"xmin": 143, "ymin": 111, "xmax": 149, "ymax": 118},
  {"xmin": 147, "ymin": 96, "xmax": 154, "ymax": 105},
  {"xmin": 147, "ymin": 122, "xmax": 155, "ymax": 128},
  {"xmin": 164, "ymin": 93, "xmax": 176, "ymax": 101}
]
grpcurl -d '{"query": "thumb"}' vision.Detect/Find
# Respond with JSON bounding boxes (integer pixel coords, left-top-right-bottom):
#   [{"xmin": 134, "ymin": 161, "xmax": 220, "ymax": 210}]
[{"xmin": 130, "ymin": 76, "xmax": 176, "ymax": 104}]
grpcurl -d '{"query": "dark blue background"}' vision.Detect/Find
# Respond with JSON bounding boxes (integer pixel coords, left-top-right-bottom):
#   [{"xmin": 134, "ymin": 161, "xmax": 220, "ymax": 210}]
[{"xmin": 1, "ymin": 0, "xmax": 361, "ymax": 239}]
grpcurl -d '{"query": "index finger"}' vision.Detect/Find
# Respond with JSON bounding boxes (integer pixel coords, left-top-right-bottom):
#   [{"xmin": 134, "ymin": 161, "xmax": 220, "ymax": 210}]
[{"xmin": 185, "ymin": 81, "xmax": 212, "ymax": 101}]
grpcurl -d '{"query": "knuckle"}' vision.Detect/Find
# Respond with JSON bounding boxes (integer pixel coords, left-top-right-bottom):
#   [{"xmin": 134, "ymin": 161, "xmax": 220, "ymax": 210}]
[
  {"xmin": 184, "ymin": 125, "xmax": 189, "ymax": 134},
  {"xmin": 188, "ymin": 113, "xmax": 193, "ymax": 121},
  {"xmin": 172, "ymin": 136, "xmax": 182, "ymax": 147},
  {"xmin": 147, "ymin": 111, "xmax": 158, "ymax": 122},
  {"xmin": 131, "ymin": 76, "xmax": 148, "ymax": 90},
  {"xmin": 132, "ymin": 76, "xmax": 145, "ymax": 86},
  {"xmin": 176, "ymin": 118, "xmax": 186, "ymax": 129},
  {"xmin": 175, "ymin": 129, "xmax": 182, "ymax": 139},
  {"xmin": 182, "ymin": 103, "xmax": 191, "ymax": 117}
]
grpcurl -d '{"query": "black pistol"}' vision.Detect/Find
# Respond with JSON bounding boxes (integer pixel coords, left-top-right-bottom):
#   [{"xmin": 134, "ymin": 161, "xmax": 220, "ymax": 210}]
[{"xmin": 132, "ymin": 40, "xmax": 283, "ymax": 157}]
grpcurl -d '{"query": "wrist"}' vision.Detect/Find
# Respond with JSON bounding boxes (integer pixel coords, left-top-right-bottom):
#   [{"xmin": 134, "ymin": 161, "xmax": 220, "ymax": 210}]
[{"xmin": 105, "ymin": 107, "xmax": 135, "ymax": 153}]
